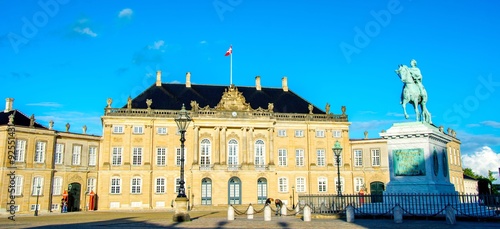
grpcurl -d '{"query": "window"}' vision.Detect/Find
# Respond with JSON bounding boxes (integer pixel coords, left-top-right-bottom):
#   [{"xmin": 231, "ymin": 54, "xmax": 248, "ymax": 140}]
[
  {"xmin": 133, "ymin": 126, "xmax": 144, "ymax": 134},
  {"xmin": 175, "ymin": 178, "xmax": 181, "ymax": 194},
  {"xmin": 354, "ymin": 149, "xmax": 363, "ymax": 167},
  {"xmin": 294, "ymin": 130, "xmax": 304, "ymax": 137},
  {"xmin": 112, "ymin": 147, "xmax": 122, "ymax": 165},
  {"xmin": 155, "ymin": 178, "xmax": 166, "ymax": 194},
  {"xmin": 54, "ymin": 143, "xmax": 64, "ymax": 164},
  {"xmin": 228, "ymin": 139, "xmax": 238, "ymax": 166},
  {"xmin": 277, "ymin": 129, "xmax": 286, "ymax": 137},
  {"xmin": 88, "ymin": 146, "xmax": 97, "ymax": 166},
  {"xmin": 51, "ymin": 204, "xmax": 59, "ymax": 211},
  {"xmin": 156, "ymin": 147, "xmax": 166, "ymax": 166},
  {"xmin": 132, "ymin": 147, "xmax": 143, "ymax": 165},
  {"xmin": 333, "ymin": 130, "xmax": 342, "ymax": 138},
  {"xmin": 32, "ymin": 176, "xmax": 43, "ymax": 195},
  {"xmin": 15, "ymin": 139, "xmax": 26, "ymax": 162},
  {"xmin": 278, "ymin": 149, "xmax": 287, "ymax": 166},
  {"xmin": 317, "ymin": 149, "xmax": 325, "ymax": 166},
  {"xmin": 254, "ymin": 140, "xmax": 265, "ymax": 165},
  {"xmin": 72, "ymin": 145, "xmax": 82, "ymax": 165},
  {"xmin": 371, "ymin": 149, "xmax": 380, "ymax": 166},
  {"xmin": 112, "ymin": 125, "xmax": 124, "ymax": 133},
  {"xmin": 87, "ymin": 178, "xmax": 96, "ymax": 193},
  {"xmin": 52, "ymin": 177, "xmax": 62, "ymax": 195},
  {"xmin": 334, "ymin": 177, "xmax": 345, "ymax": 194},
  {"xmin": 200, "ymin": 139, "xmax": 211, "ymax": 166},
  {"xmin": 14, "ymin": 176, "xmax": 23, "ymax": 196},
  {"xmin": 157, "ymin": 127, "xmax": 167, "ymax": 135},
  {"xmin": 318, "ymin": 177, "xmax": 327, "ymax": 192},
  {"xmin": 278, "ymin": 177, "xmax": 288, "ymax": 192},
  {"xmin": 176, "ymin": 148, "xmax": 187, "ymax": 166},
  {"xmin": 131, "ymin": 177, "xmax": 142, "ymax": 194},
  {"xmin": 296, "ymin": 177, "xmax": 306, "ymax": 192},
  {"xmin": 295, "ymin": 149, "xmax": 304, "ymax": 166},
  {"xmin": 34, "ymin": 141, "xmax": 46, "ymax": 163},
  {"xmin": 354, "ymin": 177, "xmax": 365, "ymax": 193},
  {"xmin": 110, "ymin": 177, "xmax": 121, "ymax": 194},
  {"xmin": 316, "ymin": 130, "xmax": 325, "ymax": 138},
  {"xmin": 30, "ymin": 204, "xmax": 40, "ymax": 211}
]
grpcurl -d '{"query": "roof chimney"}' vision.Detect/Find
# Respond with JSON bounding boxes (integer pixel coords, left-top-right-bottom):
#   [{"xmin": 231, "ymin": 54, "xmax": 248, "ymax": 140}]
[
  {"xmin": 186, "ymin": 72, "xmax": 191, "ymax": 88},
  {"xmin": 255, "ymin": 76, "xmax": 261, "ymax": 91},
  {"xmin": 4, "ymin": 98, "xmax": 13, "ymax": 113},
  {"xmin": 156, "ymin": 70, "xmax": 162, "ymax": 86},
  {"xmin": 282, "ymin": 76, "xmax": 288, "ymax": 92}
]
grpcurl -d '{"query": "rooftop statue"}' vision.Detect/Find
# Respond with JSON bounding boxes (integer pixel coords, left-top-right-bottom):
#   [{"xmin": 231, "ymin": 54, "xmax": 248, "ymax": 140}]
[{"xmin": 395, "ymin": 59, "xmax": 432, "ymax": 124}]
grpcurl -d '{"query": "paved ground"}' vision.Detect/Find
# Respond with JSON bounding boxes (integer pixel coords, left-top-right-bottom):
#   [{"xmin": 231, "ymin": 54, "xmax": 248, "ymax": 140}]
[{"xmin": 0, "ymin": 210, "xmax": 499, "ymax": 229}]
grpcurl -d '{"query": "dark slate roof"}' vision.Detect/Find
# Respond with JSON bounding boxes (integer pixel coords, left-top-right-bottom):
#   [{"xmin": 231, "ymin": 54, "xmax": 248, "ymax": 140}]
[
  {"xmin": 126, "ymin": 83, "xmax": 325, "ymax": 114},
  {"xmin": 0, "ymin": 110, "xmax": 47, "ymax": 129}
]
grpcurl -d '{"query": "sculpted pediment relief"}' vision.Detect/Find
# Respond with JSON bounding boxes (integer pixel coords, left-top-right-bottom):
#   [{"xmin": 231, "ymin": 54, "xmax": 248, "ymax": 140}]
[{"xmin": 215, "ymin": 85, "xmax": 251, "ymax": 111}]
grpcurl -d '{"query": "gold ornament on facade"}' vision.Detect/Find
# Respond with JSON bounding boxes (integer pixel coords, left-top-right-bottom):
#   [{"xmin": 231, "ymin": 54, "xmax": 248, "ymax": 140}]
[
  {"xmin": 267, "ymin": 103, "xmax": 274, "ymax": 112},
  {"xmin": 127, "ymin": 96, "xmax": 132, "ymax": 109},
  {"xmin": 29, "ymin": 114, "xmax": 35, "ymax": 128},
  {"xmin": 146, "ymin": 99, "xmax": 152, "ymax": 109},
  {"xmin": 215, "ymin": 85, "xmax": 251, "ymax": 111},
  {"xmin": 190, "ymin": 100, "xmax": 200, "ymax": 112},
  {"xmin": 308, "ymin": 104, "xmax": 313, "ymax": 114},
  {"xmin": 107, "ymin": 98, "xmax": 113, "ymax": 108}
]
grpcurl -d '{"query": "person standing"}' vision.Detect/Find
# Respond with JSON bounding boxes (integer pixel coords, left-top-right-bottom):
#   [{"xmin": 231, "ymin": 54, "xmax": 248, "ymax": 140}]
[{"xmin": 275, "ymin": 199, "xmax": 283, "ymax": 216}]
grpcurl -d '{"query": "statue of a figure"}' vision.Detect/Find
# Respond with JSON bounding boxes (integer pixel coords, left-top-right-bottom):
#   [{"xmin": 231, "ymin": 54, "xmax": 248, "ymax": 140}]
[
  {"xmin": 267, "ymin": 103, "xmax": 274, "ymax": 112},
  {"xmin": 106, "ymin": 98, "xmax": 113, "ymax": 108},
  {"xmin": 395, "ymin": 59, "xmax": 432, "ymax": 123},
  {"xmin": 29, "ymin": 114, "xmax": 35, "ymax": 128},
  {"xmin": 325, "ymin": 103, "xmax": 330, "ymax": 114},
  {"xmin": 49, "ymin": 120, "xmax": 54, "ymax": 130},
  {"xmin": 8, "ymin": 113, "xmax": 14, "ymax": 125},
  {"xmin": 127, "ymin": 96, "xmax": 132, "ymax": 109},
  {"xmin": 308, "ymin": 104, "xmax": 313, "ymax": 114},
  {"xmin": 65, "ymin": 123, "xmax": 70, "ymax": 132}
]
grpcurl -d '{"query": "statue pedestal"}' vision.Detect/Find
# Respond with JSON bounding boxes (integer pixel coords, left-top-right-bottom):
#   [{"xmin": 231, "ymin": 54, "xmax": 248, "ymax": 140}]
[
  {"xmin": 172, "ymin": 197, "xmax": 190, "ymax": 222},
  {"xmin": 380, "ymin": 122, "xmax": 456, "ymax": 194}
]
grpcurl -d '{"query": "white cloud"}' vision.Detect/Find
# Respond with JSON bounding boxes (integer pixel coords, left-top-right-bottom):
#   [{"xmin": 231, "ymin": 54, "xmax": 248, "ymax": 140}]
[
  {"xmin": 462, "ymin": 146, "xmax": 500, "ymax": 177},
  {"xmin": 26, "ymin": 102, "xmax": 62, "ymax": 107},
  {"xmin": 148, "ymin": 40, "xmax": 165, "ymax": 50},
  {"xmin": 359, "ymin": 110, "xmax": 377, "ymax": 115},
  {"xmin": 481, "ymin": 120, "xmax": 500, "ymax": 128},
  {"xmin": 458, "ymin": 131, "xmax": 500, "ymax": 154},
  {"xmin": 200, "ymin": 40, "xmax": 207, "ymax": 44},
  {"xmin": 350, "ymin": 119, "xmax": 399, "ymax": 132},
  {"xmin": 118, "ymin": 8, "xmax": 133, "ymax": 18},
  {"xmin": 36, "ymin": 111, "xmax": 102, "ymax": 135},
  {"xmin": 74, "ymin": 27, "xmax": 97, "ymax": 37},
  {"xmin": 386, "ymin": 112, "xmax": 405, "ymax": 117}
]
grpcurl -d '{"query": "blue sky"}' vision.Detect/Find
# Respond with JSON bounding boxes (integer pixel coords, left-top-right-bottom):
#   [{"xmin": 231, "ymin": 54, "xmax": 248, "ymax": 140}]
[{"xmin": 1, "ymin": 0, "xmax": 499, "ymax": 176}]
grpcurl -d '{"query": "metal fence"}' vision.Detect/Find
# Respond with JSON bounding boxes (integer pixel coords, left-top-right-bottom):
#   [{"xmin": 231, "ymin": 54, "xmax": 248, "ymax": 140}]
[{"xmin": 298, "ymin": 193, "xmax": 500, "ymax": 219}]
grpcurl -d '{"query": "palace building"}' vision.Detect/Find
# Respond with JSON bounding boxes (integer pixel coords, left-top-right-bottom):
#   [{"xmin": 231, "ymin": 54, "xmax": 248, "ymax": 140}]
[{"xmin": 0, "ymin": 71, "xmax": 464, "ymax": 213}]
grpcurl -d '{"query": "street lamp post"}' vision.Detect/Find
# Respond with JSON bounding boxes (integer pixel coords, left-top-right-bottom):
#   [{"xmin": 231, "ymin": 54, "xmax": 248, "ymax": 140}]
[
  {"xmin": 292, "ymin": 185, "xmax": 295, "ymax": 209},
  {"xmin": 173, "ymin": 104, "xmax": 192, "ymax": 222},
  {"xmin": 34, "ymin": 185, "xmax": 41, "ymax": 216},
  {"xmin": 332, "ymin": 140, "xmax": 343, "ymax": 196}
]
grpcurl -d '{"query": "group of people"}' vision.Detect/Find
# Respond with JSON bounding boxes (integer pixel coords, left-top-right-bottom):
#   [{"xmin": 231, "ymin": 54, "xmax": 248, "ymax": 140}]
[{"xmin": 265, "ymin": 198, "xmax": 284, "ymax": 216}]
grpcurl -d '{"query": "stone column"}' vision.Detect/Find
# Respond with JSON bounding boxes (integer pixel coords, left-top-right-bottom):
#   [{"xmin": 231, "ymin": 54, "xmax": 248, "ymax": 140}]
[
  {"xmin": 221, "ymin": 127, "xmax": 227, "ymax": 165},
  {"xmin": 268, "ymin": 128, "xmax": 274, "ymax": 165},
  {"xmin": 193, "ymin": 126, "xmax": 199, "ymax": 164},
  {"xmin": 248, "ymin": 128, "xmax": 254, "ymax": 165},
  {"xmin": 214, "ymin": 127, "xmax": 220, "ymax": 165},
  {"xmin": 242, "ymin": 127, "xmax": 247, "ymax": 164}
]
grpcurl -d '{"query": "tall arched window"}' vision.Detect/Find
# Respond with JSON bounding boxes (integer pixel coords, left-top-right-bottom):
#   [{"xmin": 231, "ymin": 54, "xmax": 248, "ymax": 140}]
[
  {"xmin": 201, "ymin": 178, "xmax": 212, "ymax": 205},
  {"xmin": 200, "ymin": 139, "xmax": 211, "ymax": 167},
  {"xmin": 228, "ymin": 139, "xmax": 238, "ymax": 166},
  {"xmin": 254, "ymin": 140, "xmax": 265, "ymax": 166},
  {"xmin": 257, "ymin": 178, "xmax": 267, "ymax": 204}
]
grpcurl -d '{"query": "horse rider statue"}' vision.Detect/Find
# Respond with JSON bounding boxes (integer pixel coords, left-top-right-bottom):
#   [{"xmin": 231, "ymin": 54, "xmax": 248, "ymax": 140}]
[{"xmin": 395, "ymin": 59, "xmax": 432, "ymax": 124}]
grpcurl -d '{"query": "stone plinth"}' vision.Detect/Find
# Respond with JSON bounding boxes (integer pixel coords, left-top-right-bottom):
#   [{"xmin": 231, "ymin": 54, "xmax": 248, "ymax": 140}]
[
  {"xmin": 173, "ymin": 197, "xmax": 190, "ymax": 222},
  {"xmin": 380, "ymin": 122, "xmax": 456, "ymax": 194}
]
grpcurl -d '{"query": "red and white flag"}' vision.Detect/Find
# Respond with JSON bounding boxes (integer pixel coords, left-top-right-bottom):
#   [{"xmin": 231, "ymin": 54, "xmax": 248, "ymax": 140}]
[{"xmin": 225, "ymin": 45, "xmax": 232, "ymax": 56}]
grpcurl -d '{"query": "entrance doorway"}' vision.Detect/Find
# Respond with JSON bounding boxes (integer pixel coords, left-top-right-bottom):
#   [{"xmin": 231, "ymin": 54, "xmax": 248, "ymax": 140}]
[
  {"xmin": 68, "ymin": 183, "xmax": 81, "ymax": 212},
  {"xmin": 257, "ymin": 178, "xmax": 267, "ymax": 204},
  {"xmin": 370, "ymin": 181, "xmax": 384, "ymax": 203},
  {"xmin": 228, "ymin": 177, "xmax": 241, "ymax": 205}
]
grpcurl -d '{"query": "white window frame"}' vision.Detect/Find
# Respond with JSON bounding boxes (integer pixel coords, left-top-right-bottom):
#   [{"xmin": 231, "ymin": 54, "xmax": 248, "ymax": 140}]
[
  {"xmin": 278, "ymin": 177, "xmax": 288, "ymax": 192},
  {"xmin": 112, "ymin": 147, "xmax": 123, "ymax": 166},
  {"xmin": 132, "ymin": 147, "xmax": 143, "ymax": 166},
  {"xmin": 318, "ymin": 177, "xmax": 327, "ymax": 192},
  {"xmin": 200, "ymin": 139, "xmax": 211, "ymax": 166},
  {"xmin": 110, "ymin": 177, "xmax": 121, "ymax": 194},
  {"xmin": 87, "ymin": 177, "xmax": 96, "ymax": 193},
  {"xmin": 254, "ymin": 140, "xmax": 265, "ymax": 165},
  {"xmin": 333, "ymin": 130, "xmax": 342, "ymax": 138},
  {"xmin": 176, "ymin": 148, "xmax": 187, "ymax": 166},
  {"xmin": 52, "ymin": 177, "xmax": 63, "ymax": 195},
  {"xmin": 354, "ymin": 149, "xmax": 363, "ymax": 167},
  {"xmin": 32, "ymin": 176, "xmax": 44, "ymax": 196},
  {"xmin": 30, "ymin": 204, "xmax": 40, "ymax": 211},
  {"xmin": 316, "ymin": 130, "xmax": 325, "ymax": 138},
  {"xmin": 15, "ymin": 139, "xmax": 27, "ymax": 162},
  {"xmin": 34, "ymin": 141, "xmax": 46, "ymax": 163},
  {"xmin": 371, "ymin": 149, "xmax": 380, "ymax": 166},
  {"xmin": 112, "ymin": 125, "xmax": 124, "ymax": 134},
  {"xmin": 296, "ymin": 177, "xmax": 306, "ymax": 193},
  {"xmin": 51, "ymin": 204, "xmax": 59, "ymax": 211},
  {"xmin": 317, "ymin": 149, "xmax": 325, "ymax": 166},
  {"xmin": 228, "ymin": 139, "xmax": 238, "ymax": 166},
  {"xmin": 335, "ymin": 153, "xmax": 343, "ymax": 167},
  {"xmin": 131, "ymin": 177, "xmax": 142, "ymax": 194},
  {"xmin": 133, "ymin": 125, "xmax": 144, "ymax": 134},
  {"xmin": 294, "ymin": 130, "xmax": 304, "ymax": 137},
  {"xmin": 334, "ymin": 177, "xmax": 345, "ymax": 194},
  {"xmin": 175, "ymin": 177, "xmax": 181, "ymax": 194},
  {"xmin": 14, "ymin": 176, "xmax": 23, "ymax": 196},
  {"xmin": 295, "ymin": 149, "xmax": 304, "ymax": 166},
  {"xmin": 88, "ymin": 146, "xmax": 97, "ymax": 166},
  {"xmin": 72, "ymin": 145, "xmax": 82, "ymax": 165},
  {"xmin": 156, "ymin": 147, "xmax": 166, "ymax": 166},
  {"xmin": 278, "ymin": 149, "xmax": 287, "ymax": 166},
  {"xmin": 354, "ymin": 177, "xmax": 365, "ymax": 193},
  {"xmin": 155, "ymin": 177, "xmax": 166, "ymax": 194},
  {"xmin": 277, "ymin": 129, "xmax": 286, "ymax": 137},
  {"xmin": 157, "ymin": 127, "xmax": 167, "ymax": 135},
  {"xmin": 54, "ymin": 143, "xmax": 64, "ymax": 164}
]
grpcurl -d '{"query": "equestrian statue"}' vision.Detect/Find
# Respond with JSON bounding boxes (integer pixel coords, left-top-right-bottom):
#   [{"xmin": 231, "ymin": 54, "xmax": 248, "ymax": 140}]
[{"xmin": 395, "ymin": 59, "xmax": 432, "ymax": 124}]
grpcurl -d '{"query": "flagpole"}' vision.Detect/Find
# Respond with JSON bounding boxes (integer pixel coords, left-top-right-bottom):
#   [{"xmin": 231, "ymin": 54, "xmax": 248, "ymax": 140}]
[{"xmin": 230, "ymin": 48, "xmax": 233, "ymax": 85}]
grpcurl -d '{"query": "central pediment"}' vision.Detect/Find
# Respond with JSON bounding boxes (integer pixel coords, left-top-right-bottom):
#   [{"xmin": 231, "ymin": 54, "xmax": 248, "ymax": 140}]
[{"xmin": 215, "ymin": 85, "xmax": 252, "ymax": 111}]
